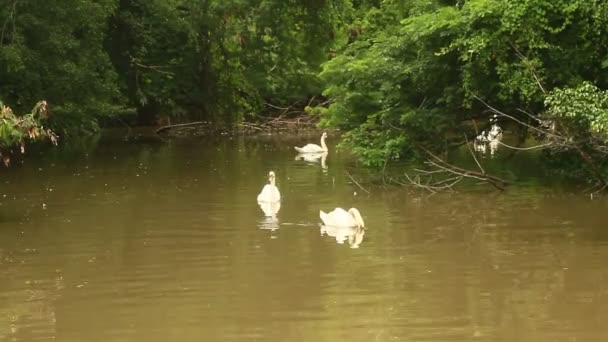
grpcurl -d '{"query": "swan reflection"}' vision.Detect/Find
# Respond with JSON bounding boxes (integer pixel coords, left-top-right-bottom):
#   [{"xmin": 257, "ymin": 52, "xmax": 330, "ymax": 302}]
[
  {"xmin": 258, "ymin": 216, "xmax": 280, "ymax": 231},
  {"xmin": 320, "ymin": 225, "xmax": 366, "ymax": 248},
  {"xmin": 295, "ymin": 151, "xmax": 328, "ymax": 170},
  {"xmin": 257, "ymin": 200, "xmax": 281, "ymax": 231}
]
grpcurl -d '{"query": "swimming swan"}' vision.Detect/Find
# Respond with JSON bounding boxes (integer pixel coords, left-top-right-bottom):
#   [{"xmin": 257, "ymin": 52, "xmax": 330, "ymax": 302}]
[
  {"xmin": 295, "ymin": 132, "xmax": 328, "ymax": 153},
  {"xmin": 319, "ymin": 207, "xmax": 365, "ymax": 228},
  {"xmin": 257, "ymin": 171, "xmax": 281, "ymax": 202}
]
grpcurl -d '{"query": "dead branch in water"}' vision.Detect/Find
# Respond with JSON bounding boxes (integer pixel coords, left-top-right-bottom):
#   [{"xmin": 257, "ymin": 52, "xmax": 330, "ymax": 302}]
[
  {"xmin": 401, "ymin": 145, "xmax": 510, "ymax": 193},
  {"xmin": 473, "ymin": 94, "xmax": 608, "ymax": 191},
  {"xmin": 155, "ymin": 121, "xmax": 208, "ymax": 134},
  {"xmin": 345, "ymin": 171, "xmax": 370, "ymax": 194}
]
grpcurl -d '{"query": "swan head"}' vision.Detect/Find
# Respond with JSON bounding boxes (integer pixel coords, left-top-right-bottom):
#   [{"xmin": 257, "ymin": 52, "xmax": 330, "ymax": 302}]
[
  {"xmin": 321, "ymin": 132, "xmax": 328, "ymax": 139},
  {"xmin": 268, "ymin": 171, "xmax": 276, "ymax": 182},
  {"xmin": 348, "ymin": 208, "xmax": 365, "ymax": 228}
]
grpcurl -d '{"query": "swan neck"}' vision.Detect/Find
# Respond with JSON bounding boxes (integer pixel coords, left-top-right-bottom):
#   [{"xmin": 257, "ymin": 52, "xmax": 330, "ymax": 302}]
[
  {"xmin": 320, "ymin": 135, "xmax": 327, "ymax": 151},
  {"xmin": 349, "ymin": 209, "xmax": 364, "ymax": 228}
]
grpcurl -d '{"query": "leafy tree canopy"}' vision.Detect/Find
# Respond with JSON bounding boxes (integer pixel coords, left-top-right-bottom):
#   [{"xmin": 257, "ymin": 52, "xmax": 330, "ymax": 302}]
[{"xmin": 318, "ymin": 0, "xmax": 608, "ymax": 171}]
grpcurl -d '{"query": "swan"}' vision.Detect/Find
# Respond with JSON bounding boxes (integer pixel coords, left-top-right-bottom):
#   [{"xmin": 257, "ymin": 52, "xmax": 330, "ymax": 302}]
[
  {"xmin": 295, "ymin": 132, "xmax": 328, "ymax": 153},
  {"xmin": 319, "ymin": 207, "xmax": 365, "ymax": 228},
  {"xmin": 257, "ymin": 171, "xmax": 281, "ymax": 202}
]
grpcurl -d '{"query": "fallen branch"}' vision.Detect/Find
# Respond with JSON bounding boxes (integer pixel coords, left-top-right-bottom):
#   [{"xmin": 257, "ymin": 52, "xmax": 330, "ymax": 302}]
[
  {"xmin": 345, "ymin": 171, "xmax": 370, "ymax": 194},
  {"xmin": 397, "ymin": 145, "xmax": 511, "ymax": 192},
  {"xmin": 155, "ymin": 121, "xmax": 207, "ymax": 134},
  {"xmin": 403, "ymin": 172, "xmax": 462, "ymax": 193},
  {"xmin": 472, "ymin": 95, "xmax": 562, "ymax": 139},
  {"xmin": 496, "ymin": 141, "xmax": 553, "ymax": 150}
]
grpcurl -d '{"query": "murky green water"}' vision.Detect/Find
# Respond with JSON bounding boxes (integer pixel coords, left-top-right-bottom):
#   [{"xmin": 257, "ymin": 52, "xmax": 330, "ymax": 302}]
[{"xmin": 1, "ymin": 129, "xmax": 607, "ymax": 341}]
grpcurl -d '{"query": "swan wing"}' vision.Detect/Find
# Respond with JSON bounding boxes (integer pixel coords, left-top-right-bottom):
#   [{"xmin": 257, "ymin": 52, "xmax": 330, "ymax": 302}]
[{"xmin": 257, "ymin": 185, "xmax": 269, "ymax": 202}]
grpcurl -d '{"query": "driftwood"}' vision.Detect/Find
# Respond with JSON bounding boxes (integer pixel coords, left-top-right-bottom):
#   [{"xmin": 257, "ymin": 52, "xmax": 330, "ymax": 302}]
[
  {"xmin": 155, "ymin": 114, "xmax": 320, "ymax": 137},
  {"xmin": 155, "ymin": 121, "xmax": 208, "ymax": 134},
  {"xmin": 154, "ymin": 97, "xmax": 329, "ymax": 136}
]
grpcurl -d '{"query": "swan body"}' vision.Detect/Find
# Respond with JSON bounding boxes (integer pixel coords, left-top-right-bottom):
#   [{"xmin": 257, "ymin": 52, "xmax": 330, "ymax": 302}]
[
  {"xmin": 257, "ymin": 171, "xmax": 281, "ymax": 202},
  {"xmin": 319, "ymin": 207, "xmax": 365, "ymax": 228},
  {"xmin": 295, "ymin": 132, "xmax": 328, "ymax": 153}
]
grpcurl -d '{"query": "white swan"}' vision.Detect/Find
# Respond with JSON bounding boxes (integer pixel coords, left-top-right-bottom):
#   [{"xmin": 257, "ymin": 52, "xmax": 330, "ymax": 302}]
[
  {"xmin": 319, "ymin": 207, "xmax": 365, "ymax": 228},
  {"xmin": 257, "ymin": 171, "xmax": 281, "ymax": 202},
  {"xmin": 295, "ymin": 132, "xmax": 328, "ymax": 153}
]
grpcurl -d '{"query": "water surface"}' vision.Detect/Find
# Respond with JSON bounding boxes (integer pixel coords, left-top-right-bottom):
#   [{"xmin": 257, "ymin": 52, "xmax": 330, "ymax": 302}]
[{"xmin": 1, "ymin": 130, "xmax": 607, "ymax": 341}]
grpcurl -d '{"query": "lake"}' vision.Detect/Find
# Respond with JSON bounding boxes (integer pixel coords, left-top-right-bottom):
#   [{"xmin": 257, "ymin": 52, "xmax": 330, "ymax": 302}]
[{"xmin": 1, "ymin": 129, "xmax": 607, "ymax": 341}]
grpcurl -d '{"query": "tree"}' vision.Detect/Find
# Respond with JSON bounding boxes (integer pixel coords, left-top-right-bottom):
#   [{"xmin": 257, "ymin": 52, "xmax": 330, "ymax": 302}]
[
  {"xmin": 316, "ymin": 0, "xmax": 608, "ymax": 186},
  {"xmin": 107, "ymin": 0, "xmax": 352, "ymax": 125},
  {"xmin": 0, "ymin": 0, "xmax": 123, "ymax": 136}
]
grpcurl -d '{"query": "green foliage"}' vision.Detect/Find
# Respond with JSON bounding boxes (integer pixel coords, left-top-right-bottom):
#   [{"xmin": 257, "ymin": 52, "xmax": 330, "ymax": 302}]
[
  {"xmin": 539, "ymin": 82, "xmax": 608, "ymax": 182},
  {"xmin": 2, "ymin": 0, "xmax": 608, "ymax": 187},
  {"xmin": 317, "ymin": 0, "xmax": 608, "ymax": 173},
  {"xmin": 0, "ymin": 101, "xmax": 58, "ymax": 166},
  {"xmin": 1, "ymin": 0, "xmax": 352, "ymax": 130},
  {"xmin": 0, "ymin": 0, "xmax": 123, "ymax": 135},
  {"xmin": 107, "ymin": 0, "xmax": 352, "ymax": 124},
  {"xmin": 544, "ymin": 82, "xmax": 608, "ymax": 140}
]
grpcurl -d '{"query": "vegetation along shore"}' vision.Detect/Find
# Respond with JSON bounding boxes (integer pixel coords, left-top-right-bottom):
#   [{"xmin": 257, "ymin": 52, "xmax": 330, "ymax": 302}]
[{"xmin": 1, "ymin": 1, "xmax": 607, "ymax": 192}]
